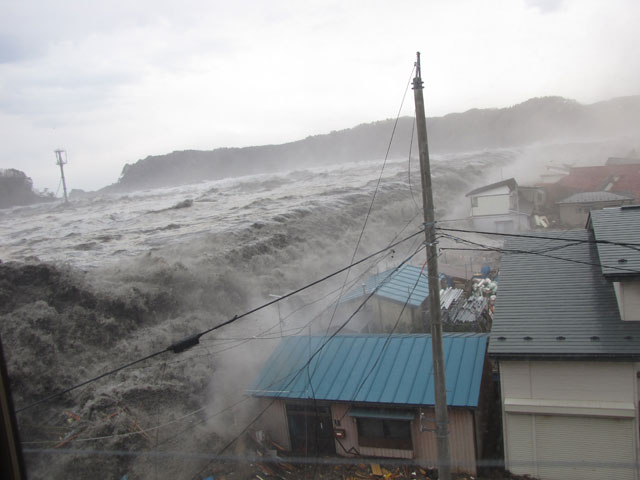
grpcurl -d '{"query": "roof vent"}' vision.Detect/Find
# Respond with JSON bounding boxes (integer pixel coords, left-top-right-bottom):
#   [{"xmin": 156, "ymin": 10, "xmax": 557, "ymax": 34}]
[
  {"xmin": 497, "ymin": 336, "xmax": 506, "ymax": 341},
  {"xmin": 523, "ymin": 336, "xmax": 533, "ymax": 341},
  {"xmin": 590, "ymin": 336, "xmax": 600, "ymax": 341},
  {"xmin": 556, "ymin": 336, "xmax": 566, "ymax": 341},
  {"xmin": 618, "ymin": 258, "xmax": 628, "ymax": 264},
  {"xmin": 625, "ymin": 335, "xmax": 633, "ymax": 340}
]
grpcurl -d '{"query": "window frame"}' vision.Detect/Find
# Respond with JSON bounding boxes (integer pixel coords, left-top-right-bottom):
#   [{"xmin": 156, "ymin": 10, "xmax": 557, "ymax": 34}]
[{"xmin": 356, "ymin": 417, "xmax": 413, "ymax": 450}]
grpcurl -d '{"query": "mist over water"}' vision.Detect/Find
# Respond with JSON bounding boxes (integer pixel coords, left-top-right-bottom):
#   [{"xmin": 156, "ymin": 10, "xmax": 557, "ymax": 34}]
[{"xmin": 0, "ymin": 147, "xmax": 585, "ymax": 477}]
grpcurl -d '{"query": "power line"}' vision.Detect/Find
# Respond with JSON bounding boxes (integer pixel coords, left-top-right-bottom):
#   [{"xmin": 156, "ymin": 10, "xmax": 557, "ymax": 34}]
[
  {"xmin": 436, "ymin": 226, "xmax": 640, "ymax": 250},
  {"xmin": 191, "ymin": 246, "xmax": 427, "ymax": 474},
  {"xmin": 322, "ymin": 64, "xmax": 416, "ymax": 337},
  {"xmin": 15, "ymin": 229, "xmax": 425, "ymax": 415},
  {"xmin": 140, "ymin": 236, "xmax": 411, "ymax": 370},
  {"xmin": 339, "ymin": 256, "xmax": 431, "ymax": 422},
  {"xmin": 440, "ymin": 235, "xmax": 640, "ymax": 275}
]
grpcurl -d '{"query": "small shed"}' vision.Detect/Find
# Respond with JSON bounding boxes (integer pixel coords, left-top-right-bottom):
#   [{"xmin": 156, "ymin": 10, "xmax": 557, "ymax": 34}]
[
  {"xmin": 247, "ymin": 333, "xmax": 491, "ymax": 476},
  {"xmin": 340, "ymin": 264, "xmax": 462, "ymax": 332}
]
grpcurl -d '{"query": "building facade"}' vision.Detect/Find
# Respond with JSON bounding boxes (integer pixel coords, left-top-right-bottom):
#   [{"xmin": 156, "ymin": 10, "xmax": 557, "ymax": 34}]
[
  {"xmin": 490, "ymin": 206, "xmax": 640, "ymax": 480},
  {"xmin": 248, "ymin": 334, "xmax": 491, "ymax": 475}
]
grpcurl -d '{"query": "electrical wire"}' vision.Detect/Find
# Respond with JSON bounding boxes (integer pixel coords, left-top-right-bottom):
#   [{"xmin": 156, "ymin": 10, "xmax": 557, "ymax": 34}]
[
  {"xmin": 339, "ymin": 256, "xmax": 431, "ymax": 422},
  {"xmin": 439, "ymin": 234, "xmax": 640, "ymax": 275},
  {"xmin": 436, "ymin": 226, "xmax": 640, "ymax": 250},
  {"xmin": 190, "ymin": 246, "xmax": 427, "ymax": 478},
  {"xmin": 139, "ymin": 241, "xmax": 406, "ymax": 370},
  {"xmin": 322, "ymin": 64, "xmax": 416, "ymax": 337},
  {"xmin": 16, "ymin": 229, "xmax": 425, "ymax": 415}
]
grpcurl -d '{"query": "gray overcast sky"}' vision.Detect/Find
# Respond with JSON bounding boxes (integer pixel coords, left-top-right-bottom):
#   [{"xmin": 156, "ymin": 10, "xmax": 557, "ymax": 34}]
[{"xmin": 1, "ymin": 0, "xmax": 639, "ymax": 191}]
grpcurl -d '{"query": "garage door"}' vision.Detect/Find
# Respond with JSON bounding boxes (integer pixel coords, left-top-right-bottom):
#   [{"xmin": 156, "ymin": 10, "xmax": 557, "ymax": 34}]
[{"xmin": 506, "ymin": 413, "xmax": 637, "ymax": 480}]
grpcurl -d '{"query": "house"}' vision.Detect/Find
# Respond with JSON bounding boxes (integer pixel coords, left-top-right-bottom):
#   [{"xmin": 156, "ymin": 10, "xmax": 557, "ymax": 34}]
[
  {"xmin": 606, "ymin": 154, "xmax": 640, "ymax": 166},
  {"xmin": 489, "ymin": 205, "xmax": 640, "ymax": 480},
  {"xmin": 340, "ymin": 264, "xmax": 461, "ymax": 333},
  {"xmin": 556, "ymin": 191, "xmax": 634, "ymax": 227},
  {"xmin": 465, "ymin": 178, "xmax": 532, "ymax": 233},
  {"xmin": 546, "ymin": 164, "xmax": 640, "ymax": 207},
  {"xmin": 247, "ymin": 333, "xmax": 491, "ymax": 476}
]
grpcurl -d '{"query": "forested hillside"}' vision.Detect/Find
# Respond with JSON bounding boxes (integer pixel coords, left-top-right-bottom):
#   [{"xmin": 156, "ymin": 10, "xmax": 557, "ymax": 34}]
[
  {"xmin": 0, "ymin": 169, "xmax": 55, "ymax": 209},
  {"xmin": 103, "ymin": 95, "xmax": 640, "ymax": 192}
]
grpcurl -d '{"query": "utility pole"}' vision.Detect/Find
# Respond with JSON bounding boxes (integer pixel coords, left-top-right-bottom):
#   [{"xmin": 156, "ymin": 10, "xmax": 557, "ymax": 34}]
[
  {"xmin": 413, "ymin": 51, "xmax": 452, "ymax": 480},
  {"xmin": 54, "ymin": 150, "xmax": 69, "ymax": 203},
  {"xmin": 0, "ymin": 336, "xmax": 27, "ymax": 479}
]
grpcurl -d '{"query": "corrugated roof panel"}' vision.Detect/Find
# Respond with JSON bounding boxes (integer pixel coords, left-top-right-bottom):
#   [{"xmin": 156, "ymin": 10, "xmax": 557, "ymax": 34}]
[
  {"xmin": 341, "ymin": 264, "xmax": 447, "ymax": 307},
  {"xmin": 248, "ymin": 334, "xmax": 488, "ymax": 408}
]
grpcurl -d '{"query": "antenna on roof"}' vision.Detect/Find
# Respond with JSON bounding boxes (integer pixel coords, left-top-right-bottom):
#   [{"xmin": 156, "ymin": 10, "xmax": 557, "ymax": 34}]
[{"xmin": 54, "ymin": 150, "xmax": 69, "ymax": 203}]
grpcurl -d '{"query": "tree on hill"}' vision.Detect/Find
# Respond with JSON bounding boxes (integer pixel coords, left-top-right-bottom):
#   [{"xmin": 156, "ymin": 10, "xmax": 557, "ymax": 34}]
[{"xmin": 0, "ymin": 169, "xmax": 55, "ymax": 209}]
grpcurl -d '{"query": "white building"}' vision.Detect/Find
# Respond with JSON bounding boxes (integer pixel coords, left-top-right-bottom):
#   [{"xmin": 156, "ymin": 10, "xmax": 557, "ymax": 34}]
[
  {"xmin": 489, "ymin": 205, "xmax": 640, "ymax": 480},
  {"xmin": 466, "ymin": 178, "xmax": 531, "ymax": 233}
]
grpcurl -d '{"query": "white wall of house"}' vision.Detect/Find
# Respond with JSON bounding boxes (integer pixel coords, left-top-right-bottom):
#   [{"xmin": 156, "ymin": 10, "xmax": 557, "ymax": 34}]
[
  {"xmin": 471, "ymin": 212, "xmax": 530, "ymax": 233},
  {"xmin": 470, "ymin": 185, "xmax": 512, "ymax": 217},
  {"xmin": 614, "ymin": 281, "xmax": 640, "ymax": 321},
  {"xmin": 499, "ymin": 359, "xmax": 639, "ymax": 480}
]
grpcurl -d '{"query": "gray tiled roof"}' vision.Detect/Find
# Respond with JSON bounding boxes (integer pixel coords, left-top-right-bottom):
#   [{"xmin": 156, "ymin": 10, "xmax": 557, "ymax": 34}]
[
  {"xmin": 488, "ymin": 229, "xmax": 640, "ymax": 358},
  {"xmin": 589, "ymin": 206, "xmax": 640, "ymax": 278},
  {"xmin": 556, "ymin": 191, "xmax": 635, "ymax": 205}
]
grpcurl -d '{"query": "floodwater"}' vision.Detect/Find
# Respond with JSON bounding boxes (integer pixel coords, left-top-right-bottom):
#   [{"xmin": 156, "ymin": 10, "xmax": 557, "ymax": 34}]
[{"xmin": 0, "ymin": 153, "xmax": 511, "ymax": 479}]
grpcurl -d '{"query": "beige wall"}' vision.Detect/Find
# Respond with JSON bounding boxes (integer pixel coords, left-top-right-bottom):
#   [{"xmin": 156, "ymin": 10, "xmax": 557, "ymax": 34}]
[
  {"xmin": 614, "ymin": 281, "xmax": 640, "ymax": 321},
  {"xmin": 500, "ymin": 360, "xmax": 640, "ymax": 479},
  {"xmin": 501, "ymin": 360, "xmax": 635, "ymax": 404},
  {"xmin": 331, "ymin": 404, "xmax": 477, "ymax": 475},
  {"xmin": 256, "ymin": 398, "xmax": 290, "ymax": 450}
]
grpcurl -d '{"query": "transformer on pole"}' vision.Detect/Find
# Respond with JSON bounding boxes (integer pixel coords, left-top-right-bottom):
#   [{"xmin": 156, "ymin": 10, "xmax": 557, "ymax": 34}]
[{"xmin": 54, "ymin": 150, "xmax": 69, "ymax": 203}]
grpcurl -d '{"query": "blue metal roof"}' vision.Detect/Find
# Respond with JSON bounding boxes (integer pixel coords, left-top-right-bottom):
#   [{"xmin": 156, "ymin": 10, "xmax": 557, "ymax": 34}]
[
  {"xmin": 341, "ymin": 264, "xmax": 444, "ymax": 307},
  {"xmin": 247, "ymin": 333, "xmax": 488, "ymax": 408}
]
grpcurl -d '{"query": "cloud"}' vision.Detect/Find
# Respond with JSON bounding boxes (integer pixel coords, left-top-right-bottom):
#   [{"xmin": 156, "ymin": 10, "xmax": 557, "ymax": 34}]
[
  {"xmin": 525, "ymin": 0, "xmax": 567, "ymax": 13},
  {"xmin": 1, "ymin": 0, "xmax": 639, "ymax": 192}
]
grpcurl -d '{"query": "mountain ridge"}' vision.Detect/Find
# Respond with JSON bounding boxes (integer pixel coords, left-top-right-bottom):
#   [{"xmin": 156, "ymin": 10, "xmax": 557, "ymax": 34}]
[{"xmin": 79, "ymin": 95, "xmax": 640, "ymax": 193}]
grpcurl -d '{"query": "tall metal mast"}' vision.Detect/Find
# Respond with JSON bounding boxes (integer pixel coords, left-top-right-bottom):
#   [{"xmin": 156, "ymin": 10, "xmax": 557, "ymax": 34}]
[
  {"xmin": 54, "ymin": 150, "xmax": 69, "ymax": 203},
  {"xmin": 413, "ymin": 51, "xmax": 452, "ymax": 480}
]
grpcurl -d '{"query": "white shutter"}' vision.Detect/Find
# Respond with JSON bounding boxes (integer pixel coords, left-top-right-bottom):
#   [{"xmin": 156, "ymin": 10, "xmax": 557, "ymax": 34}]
[
  {"xmin": 505, "ymin": 413, "xmax": 535, "ymax": 475},
  {"xmin": 505, "ymin": 412, "xmax": 637, "ymax": 480},
  {"xmin": 535, "ymin": 415, "xmax": 635, "ymax": 480}
]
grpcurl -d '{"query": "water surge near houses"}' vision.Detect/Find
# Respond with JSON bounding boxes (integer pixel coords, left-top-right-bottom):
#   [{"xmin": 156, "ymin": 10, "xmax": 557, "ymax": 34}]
[{"xmin": 0, "ymin": 149, "xmax": 567, "ymax": 478}]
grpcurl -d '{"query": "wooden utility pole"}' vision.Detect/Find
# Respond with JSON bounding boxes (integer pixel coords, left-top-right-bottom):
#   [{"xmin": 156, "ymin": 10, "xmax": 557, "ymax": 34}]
[
  {"xmin": 0, "ymin": 336, "xmax": 27, "ymax": 479},
  {"xmin": 54, "ymin": 150, "xmax": 69, "ymax": 203},
  {"xmin": 413, "ymin": 51, "xmax": 452, "ymax": 480}
]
